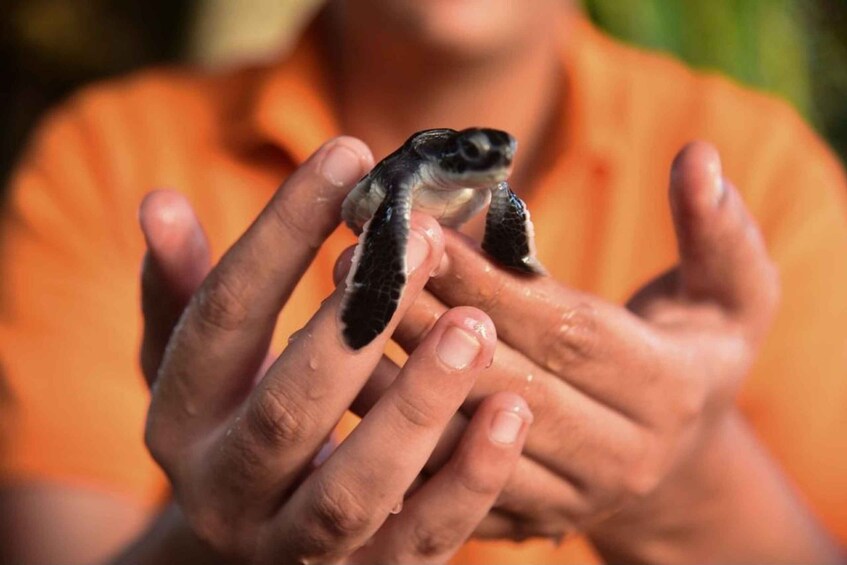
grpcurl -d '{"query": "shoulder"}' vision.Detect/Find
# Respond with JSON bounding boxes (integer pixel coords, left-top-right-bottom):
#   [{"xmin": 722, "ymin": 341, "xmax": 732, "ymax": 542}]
[
  {"xmin": 579, "ymin": 21, "xmax": 845, "ymax": 213},
  {"xmin": 20, "ymin": 63, "xmax": 266, "ymax": 176},
  {"xmin": 7, "ymin": 63, "xmax": 277, "ymax": 243}
]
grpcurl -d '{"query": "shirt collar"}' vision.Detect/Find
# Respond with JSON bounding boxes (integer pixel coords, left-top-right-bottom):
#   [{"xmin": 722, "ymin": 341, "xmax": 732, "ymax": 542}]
[{"xmin": 244, "ymin": 22, "xmax": 340, "ymax": 165}]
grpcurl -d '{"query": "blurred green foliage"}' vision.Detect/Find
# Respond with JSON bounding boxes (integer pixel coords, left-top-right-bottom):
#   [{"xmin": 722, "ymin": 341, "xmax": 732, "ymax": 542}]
[{"xmin": 584, "ymin": 0, "xmax": 847, "ymax": 163}]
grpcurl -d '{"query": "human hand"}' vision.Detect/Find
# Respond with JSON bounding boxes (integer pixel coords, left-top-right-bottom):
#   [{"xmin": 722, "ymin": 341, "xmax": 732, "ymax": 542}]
[
  {"xmin": 371, "ymin": 142, "xmax": 780, "ymax": 541},
  {"xmin": 138, "ymin": 137, "xmax": 533, "ymax": 564}
]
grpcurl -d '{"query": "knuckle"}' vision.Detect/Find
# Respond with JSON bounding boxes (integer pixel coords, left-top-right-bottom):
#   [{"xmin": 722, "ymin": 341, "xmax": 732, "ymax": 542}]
[
  {"xmin": 215, "ymin": 426, "xmax": 269, "ymax": 494},
  {"xmin": 671, "ymin": 376, "xmax": 707, "ymax": 426},
  {"xmin": 143, "ymin": 415, "xmax": 170, "ymax": 467},
  {"xmin": 247, "ymin": 385, "xmax": 313, "ymax": 447},
  {"xmin": 454, "ymin": 456, "xmax": 502, "ymax": 498},
  {"xmin": 194, "ymin": 270, "xmax": 250, "ymax": 332},
  {"xmin": 623, "ymin": 465, "xmax": 662, "ymax": 500},
  {"xmin": 187, "ymin": 507, "xmax": 226, "ymax": 546},
  {"xmin": 268, "ymin": 197, "xmax": 322, "ymax": 250},
  {"xmin": 184, "ymin": 505, "xmax": 243, "ymax": 556},
  {"xmin": 309, "ymin": 476, "xmax": 373, "ymax": 542},
  {"xmin": 542, "ymin": 302, "xmax": 599, "ymax": 372},
  {"xmin": 392, "ymin": 386, "xmax": 441, "ymax": 430},
  {"xmin": 409, "ymin": 522, "xmax": 466, "ymax": 560},
  {"xmin": 621, "ymin": 436, "xmax": 662, "ymax": 499},
  {"xmin": 143, "ymin": 402, "xmax": 184, "ymax": 472}
]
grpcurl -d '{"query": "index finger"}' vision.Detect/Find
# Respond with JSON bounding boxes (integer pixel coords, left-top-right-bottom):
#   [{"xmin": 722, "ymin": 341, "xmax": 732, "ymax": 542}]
[
  {"xmin": 151, "ymin": 137, "xmax": 373, "ymax": 429},
  {"xmin": 267, "ymin": 307, "xmax": 498, "ymax": 563},
  {"xmin": 204, "ymin": 213, "xmax": 446, "ymax": 517}
]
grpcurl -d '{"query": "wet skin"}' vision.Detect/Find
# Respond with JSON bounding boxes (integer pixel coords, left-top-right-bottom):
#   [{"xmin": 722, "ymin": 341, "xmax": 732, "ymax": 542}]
[{"xmin": 138, "ymin": 137, "xmax": 533, "ymax": 564}]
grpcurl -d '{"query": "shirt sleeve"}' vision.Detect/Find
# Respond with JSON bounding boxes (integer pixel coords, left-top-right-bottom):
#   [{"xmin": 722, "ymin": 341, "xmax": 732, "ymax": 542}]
[
  {"xmin": 739, "ymin": 106, "xmax": 847, "ymax": 544},
  {"xmin": 0, "ymin": 95, "xmax": 168, "ymax": 507}
]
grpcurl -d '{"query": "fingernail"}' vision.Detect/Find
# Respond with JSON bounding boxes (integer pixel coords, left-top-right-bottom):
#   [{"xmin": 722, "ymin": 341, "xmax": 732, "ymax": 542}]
[
  {"xmin": 406, "ymin": 230, "xmax": 430, "ymax": 273},
  {"xmin": 489, "ymin": 400, "xmax": 531, "ymax": 445},
  {"xmin": 320, "ymin": 143, "xmax": 363, "ymax": 187},
  {"xmin": 436, "ymin": 326, "xmax": 481, "ymax": 370}
]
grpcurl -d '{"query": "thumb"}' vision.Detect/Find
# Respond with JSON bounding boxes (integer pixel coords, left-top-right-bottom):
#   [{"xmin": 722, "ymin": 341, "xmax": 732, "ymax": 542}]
[
  {"xmin": 669, "ymin": 142, "xmax": 779, "ymax": 333},
  {"xmin": 139, "ymin": 190, "xmax": 211, "ymax": 386}
]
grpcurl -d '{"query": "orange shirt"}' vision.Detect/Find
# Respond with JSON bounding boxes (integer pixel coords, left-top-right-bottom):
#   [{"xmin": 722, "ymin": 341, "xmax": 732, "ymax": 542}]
[{"xmin": 2, "ymin": 17, "xmax": 847, "ymax": 564}]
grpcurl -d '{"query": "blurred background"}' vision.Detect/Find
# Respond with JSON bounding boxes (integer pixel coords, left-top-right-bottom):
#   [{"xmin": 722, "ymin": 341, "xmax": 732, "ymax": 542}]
[{"xmin": 2, "ymin": 0, "xmax": 846, "ymax": 191}]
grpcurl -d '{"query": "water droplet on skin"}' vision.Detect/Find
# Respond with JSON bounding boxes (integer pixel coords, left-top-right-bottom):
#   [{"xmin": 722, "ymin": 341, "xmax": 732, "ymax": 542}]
[
  {"xmin": 390, "ymin": 499, "xmax": 403, "ymax": 514},
  {"xmin": 308, "ymin": 357, "xmax": 319, "ymax": 371},
  {"xmin": 288, "ymin": 329, "xmax": 303, "ymax": 345},
  {"xmin": 483, "ymin": 264, "xmax": 492, "ymax": 274},
  {"xmin": 225, "ymin": 416, "xmax": 242, "ymax": 438},
  {"xmin": 522, "ymin": 372, "xmax": 535, "ymax": 393}
]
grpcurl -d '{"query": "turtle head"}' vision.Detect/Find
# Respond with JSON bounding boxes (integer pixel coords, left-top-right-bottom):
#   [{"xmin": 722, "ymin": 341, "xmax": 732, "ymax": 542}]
[{"xmin": 413, "ymin": 127, "xmax": 517, "ymax": 187}]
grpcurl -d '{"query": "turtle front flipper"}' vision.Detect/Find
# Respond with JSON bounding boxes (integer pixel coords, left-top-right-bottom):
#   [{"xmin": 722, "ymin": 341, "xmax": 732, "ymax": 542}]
[
  {"xmin": 340, "ymin": 179, "xmax": 413, "ymax": 350},
  {"xmin": 482, "ymin": 182, "xmax": 545, "ymax": 275}
]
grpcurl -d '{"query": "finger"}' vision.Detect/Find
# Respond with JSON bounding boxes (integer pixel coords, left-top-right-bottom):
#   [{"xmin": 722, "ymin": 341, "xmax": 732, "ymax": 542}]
[
  {"xmin": 152, "ymin": 137, "xmax": 373, "ymax": 424},
  {"xmin": 669, "ymin": 141, "xmax": 780, "ymax": 336},
  {"xmin": 424, "ymin": 233, "xmax": 660, "ymax": 407},
  {"xmin": 139, "ymin": 190, "xmax": 211, "ymax": 386},
  {"xmin": 206, "ymin": 215, "xmax": 445, "ymax": 516},
  {"xmin": 340, "ymin": 242, "xmax": 642, "ymax": 420},
  {"xmin": 473, "ymin": 511, "xmax": 570, "ymax": 544},
  {"xmin": 351, "ymin": 347, "xmax": 593, "ymax": 534},
  {"xmin": 268, "ymin": 307, "xmax": 496, "ymax": 564},
  {"xmin": 356, "ymin": 392, "xmax": 532, "ymax": 565},
  {"xmin": 398, "ymin": 277, "xmax": 657, "ymax": 425},
  {"xmin": 351, "ymin": 356, "xmax": 466, "ymax": 475},
  {"xmin": 350, "ymin": 356, "xmax": 401, "ymax": 418},
  {"xmin": 625, "ymin": 267, "xmax": 679, "ymax": 319},
  {"xmin": 472, "ymin": 511, "xmax": 529, "ymax": 540}
]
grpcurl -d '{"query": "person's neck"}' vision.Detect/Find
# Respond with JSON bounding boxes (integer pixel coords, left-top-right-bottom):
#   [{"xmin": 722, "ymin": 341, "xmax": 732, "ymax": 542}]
[{"xmin": 325, "ymin": 13, "xmax": 566, "ymax": 193}]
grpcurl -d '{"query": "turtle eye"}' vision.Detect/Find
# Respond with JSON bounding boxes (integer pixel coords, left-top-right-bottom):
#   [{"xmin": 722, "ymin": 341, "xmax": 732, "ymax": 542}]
[{"xmin": 459, "ymin": 139, "xmax": 484, "ymax": 162}]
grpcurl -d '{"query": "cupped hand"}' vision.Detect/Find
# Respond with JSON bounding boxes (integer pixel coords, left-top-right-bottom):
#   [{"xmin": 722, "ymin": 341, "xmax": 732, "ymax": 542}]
[
  {"xmin": 362, "ymin": 141, "xmax": 780, "ymax": 541},
  {"xmin": 138, "ymin": 137, "xmax": 532, "ymax": 564}
]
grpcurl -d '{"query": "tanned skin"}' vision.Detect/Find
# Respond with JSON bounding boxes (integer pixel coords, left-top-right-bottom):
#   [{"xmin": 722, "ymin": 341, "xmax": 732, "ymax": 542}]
[{"xmin": 1, "ymin": 1, "xmax": 843, "ymax": 563}]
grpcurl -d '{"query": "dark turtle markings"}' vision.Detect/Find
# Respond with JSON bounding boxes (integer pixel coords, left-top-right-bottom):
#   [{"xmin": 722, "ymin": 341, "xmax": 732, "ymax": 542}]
[
  {"xmin": 341, "ymin": 178, "xmax": 412, "ymax": 350},
  {"xmin": 339, "ymin": 127, "xmax": 543, "ymax": 350},
  {"xmin": 482, "ymin": 182, "xmax": 545, "ymax": 275}
]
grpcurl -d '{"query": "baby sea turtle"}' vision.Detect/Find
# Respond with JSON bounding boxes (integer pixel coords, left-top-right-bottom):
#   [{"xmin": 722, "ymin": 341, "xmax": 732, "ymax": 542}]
[{"xmin": 340, "ymin": 127, "xmax": 543, "ymax": 350}]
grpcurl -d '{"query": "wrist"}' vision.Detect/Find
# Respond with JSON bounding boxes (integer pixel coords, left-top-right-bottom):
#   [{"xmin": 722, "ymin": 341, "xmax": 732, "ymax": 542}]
[
  {"xmin": 108, "ymin": 502, "xmax": 232, "ymax": 565},
  {"xmin": 588, "ymin": 410, "xmax": 842, "ymax": 564}
]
